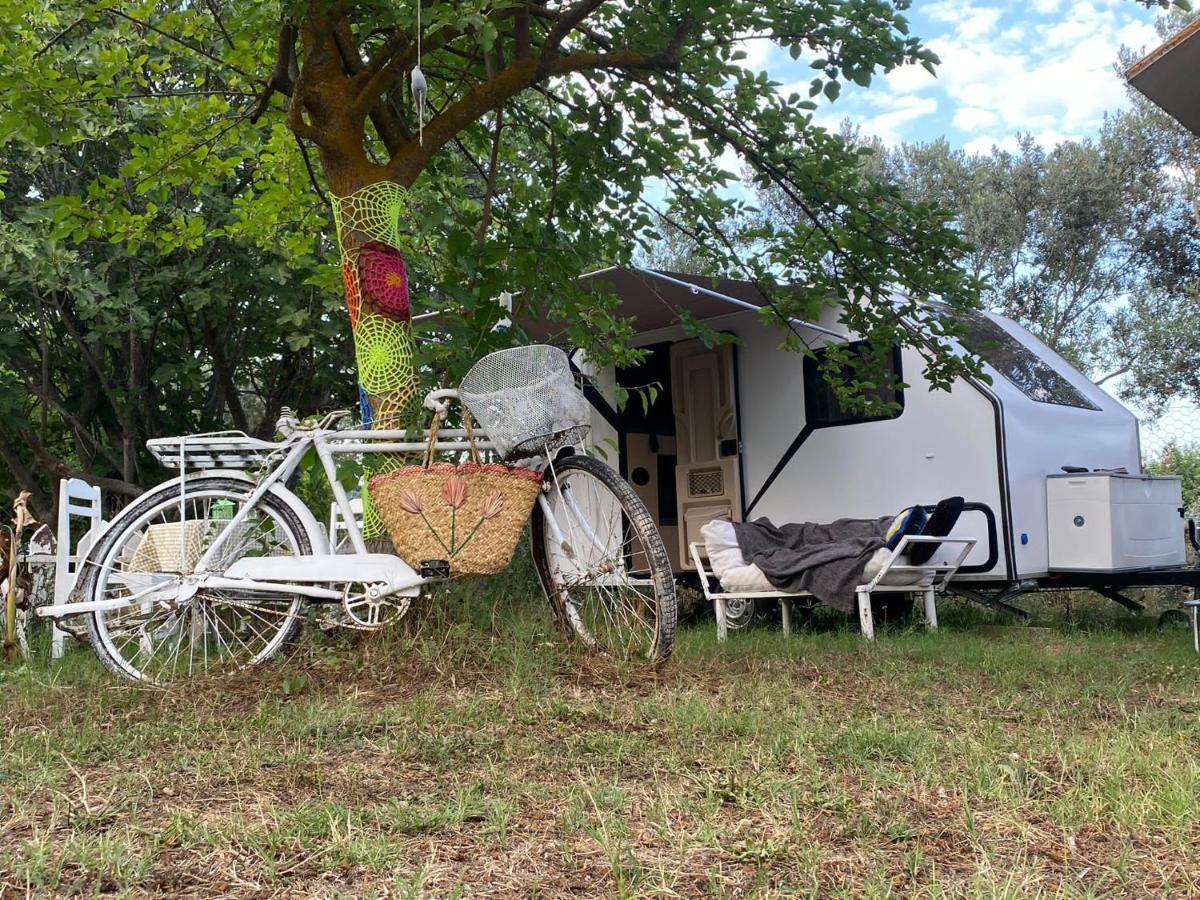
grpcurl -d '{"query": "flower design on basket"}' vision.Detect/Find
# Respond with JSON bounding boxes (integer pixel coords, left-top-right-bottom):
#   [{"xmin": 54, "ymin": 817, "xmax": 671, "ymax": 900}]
[
  {"xmin": 442, "ymin": 474, "xmax": 467, "ymax": 511},
  {"xmin": 358, "ymin": 240, "xmax": 410, "ymax": 320},
  {"xmin": 397, "ymin": 490, "xmax": 423, "ymax": 515},
  {"xmin": 481, "ymin": 494, "xmax": 504, "ymax": 520}
]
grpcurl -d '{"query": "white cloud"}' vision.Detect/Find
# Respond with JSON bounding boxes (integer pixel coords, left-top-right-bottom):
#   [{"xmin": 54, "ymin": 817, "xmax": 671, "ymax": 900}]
[
  {"xmin": 735, "ymin": 36, "xmax": 776, "ymax": 72},
  {"xmin": 919, "ymin": 1, "xmax": 1159, "ymax": 147},
  {"xmin": 1031, "ymin": 128, "xmax": 1073, "ymax": 148},
  {"xmin": 924, "ymin": 2, "xmax": 1003, "ymax": 38},
  {"xmin": 769, "ymin": 0, "xmax": 1160, "ymax": 151},
  {"xmin": 958, "ymin": 6, "xmax": 1003, "ymax": 39},
  {"xmin": 884, "ymin": 62, "xmax": 937, "ymax": 95},
  {"xmin": 963, "ymin": 134, "xmax": 1020, "ymax": 156},
  {"xmin": 1116, "ymin": 19, "xmax": 1161, "ymax": 58},
  {"xmin": 859, "ymin": 95, "xmax": 939, "ymax": 144},
  {"xmin": 952, "ymin": 107, "xmax": 999, "ymax": 131}
]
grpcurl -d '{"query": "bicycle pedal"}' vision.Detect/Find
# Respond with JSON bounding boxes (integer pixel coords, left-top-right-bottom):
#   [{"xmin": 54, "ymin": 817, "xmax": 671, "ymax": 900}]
[{"xmin": 420, "ymin": 560, "xmax": 450, "ymax": 579}]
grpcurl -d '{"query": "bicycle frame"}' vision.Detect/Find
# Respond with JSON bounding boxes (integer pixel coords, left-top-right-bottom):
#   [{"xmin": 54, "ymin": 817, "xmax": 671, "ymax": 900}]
[{"xmin": 38, "ymin": 417, "xmax": 596, "ymax": 619}]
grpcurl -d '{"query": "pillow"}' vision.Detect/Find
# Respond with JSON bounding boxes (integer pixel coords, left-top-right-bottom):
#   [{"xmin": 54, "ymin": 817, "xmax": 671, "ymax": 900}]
[
  {"xmin": 700, "ymin": 519, "xmax": 747, "ymax": 573},
  {"xmin": 884, "ymin": 505, "xmax": 928, "ymax": 552},
  {"xmin": 699, "ymin": 519, "xmax": 784, "ymax": 593},
  {"xmin": 909, "ymin": 496, "xmax": 965, "ymax": 565},
  {"xmin": 718, "ymin": 560, "xmax": 777, "ymax": 593}
]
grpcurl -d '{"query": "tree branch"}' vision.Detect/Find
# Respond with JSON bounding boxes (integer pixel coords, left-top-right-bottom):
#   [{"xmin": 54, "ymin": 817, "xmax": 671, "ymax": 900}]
[
  {"xmin": 352, "ymin": 22, "xmax": 464, "ymax": 116},
  {"xmin": 387, "ymin": 40, "xmax": 689, "ymax": 183},
  {"xmin": 250, "ymin": 23, "xmax": 297, "ymax": 123},
  {"xmin": 203, "ymin": 0, "xmax": 235, "ymax": 49},
  {"xmin": 0, "ymin": 431, "xmax": 52, "ymax": 520},
  {"xmin": 540, "ymin": 0, "xmax": 609, "ymax": 62},
  {"xmin": 1094, "ymin": 366, "xmax": 1130, "ymax": 386},
  {"xmin": 475, "ymin": 109, "xmax": 504, "ymax": 244},
  {"xmin": 334, "ymin": 19, "xmax": 410, "ymax": 152},
  {"xmin": 20, "ymin": 433, "xmax": 145, "ymax": 500}
]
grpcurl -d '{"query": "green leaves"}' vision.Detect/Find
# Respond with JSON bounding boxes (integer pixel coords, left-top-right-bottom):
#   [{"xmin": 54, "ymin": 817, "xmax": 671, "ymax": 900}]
[
  {"xmin": 0, "ymin": 0, "xmax": 1003, "ymax": 503},
  {"xmin": 0, "ymin": 0, "xmax": 353, "ymax": 506}
]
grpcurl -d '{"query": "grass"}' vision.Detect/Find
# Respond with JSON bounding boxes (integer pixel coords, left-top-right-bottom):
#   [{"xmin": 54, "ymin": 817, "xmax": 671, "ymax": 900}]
[{"xmin": 3, "ymin": 569, "xmax": 1199, "ymax": 897}]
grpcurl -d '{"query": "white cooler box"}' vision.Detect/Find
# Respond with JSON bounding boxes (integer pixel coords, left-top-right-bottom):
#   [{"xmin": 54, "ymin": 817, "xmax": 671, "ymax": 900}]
[{"xmin": 1047, "ymin": 473, "xmax": 1184, "ymax": 572}]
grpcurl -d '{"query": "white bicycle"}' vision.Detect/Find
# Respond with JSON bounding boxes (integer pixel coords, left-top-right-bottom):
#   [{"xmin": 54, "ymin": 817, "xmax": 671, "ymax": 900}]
[{"xmin": 40, "ymin": 351, "xmax": 677, "ymax": 686}]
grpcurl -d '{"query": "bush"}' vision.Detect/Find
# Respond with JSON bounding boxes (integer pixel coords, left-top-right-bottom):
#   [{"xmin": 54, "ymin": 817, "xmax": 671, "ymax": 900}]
[{"xmin": 1146, "ymin": 442, "xmax": 1200, "ymax": 514}]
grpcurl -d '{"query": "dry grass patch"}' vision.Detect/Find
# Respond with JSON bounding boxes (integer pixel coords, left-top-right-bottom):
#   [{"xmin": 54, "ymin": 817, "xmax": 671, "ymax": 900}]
[{"xmin": 2, "ymin": 595, "xmax": 1199, "ymax": 897}]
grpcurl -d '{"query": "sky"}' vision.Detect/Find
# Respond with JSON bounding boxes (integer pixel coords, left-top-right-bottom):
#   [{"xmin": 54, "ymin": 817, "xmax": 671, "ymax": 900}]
[{"xmin": 751, "ymin": 0, "xmax": 1165, "ymax": 154}]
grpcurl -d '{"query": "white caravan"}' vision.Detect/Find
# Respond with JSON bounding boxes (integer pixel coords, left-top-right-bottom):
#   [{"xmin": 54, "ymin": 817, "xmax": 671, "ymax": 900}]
[{"xmin": 526, "ymin": 266, "xmax": 1142, "ymax": 589}]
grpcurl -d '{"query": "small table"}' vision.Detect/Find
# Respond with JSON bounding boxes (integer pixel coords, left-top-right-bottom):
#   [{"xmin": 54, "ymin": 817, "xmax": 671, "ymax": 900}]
[{"xmin": 1185, "ymin": 600, "xmax": 1200, "ymax": 654}]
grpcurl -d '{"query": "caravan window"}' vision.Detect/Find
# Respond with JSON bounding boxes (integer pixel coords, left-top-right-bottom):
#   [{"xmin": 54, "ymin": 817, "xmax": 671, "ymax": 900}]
[
  {"xmin": 803, "ymin": 342, "xmax": 904, "ymax": 428},
  {"xmin": 943, "ymin": 308, "xmax": 1101, "ymax": 411}
]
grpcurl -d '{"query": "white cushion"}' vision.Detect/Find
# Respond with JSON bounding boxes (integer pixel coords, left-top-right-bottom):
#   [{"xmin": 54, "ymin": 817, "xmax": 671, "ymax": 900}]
[
  {"xmin": 719, "ymin": 561, "xmax": 777, "ymax": 593},
  {"xmin": 700, "ymin": 518, "xmax": 742, "ymax": 569},
  {"xmin": 700, "ymin": 519, "xmax": 777, "ymax": 592},
  {"xmin": 863, "ymin": 547, "xmax": 935, "ymax": 587}
]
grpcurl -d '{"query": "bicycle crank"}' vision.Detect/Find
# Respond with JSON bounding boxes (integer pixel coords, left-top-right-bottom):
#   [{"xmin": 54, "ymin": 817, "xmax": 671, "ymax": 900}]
[{"xmin": 340, "ymin": 582, "xmax": 411, "ymax": 630}]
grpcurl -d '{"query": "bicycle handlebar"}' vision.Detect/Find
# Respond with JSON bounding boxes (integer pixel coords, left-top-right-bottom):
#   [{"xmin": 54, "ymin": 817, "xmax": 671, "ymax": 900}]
[{"xmin": 275, "ymin": 408, "xmax": 351, "ymax": 438}]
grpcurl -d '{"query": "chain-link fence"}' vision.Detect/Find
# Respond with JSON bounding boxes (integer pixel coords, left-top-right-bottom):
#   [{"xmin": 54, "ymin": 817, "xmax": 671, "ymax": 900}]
[
  {"xmin": 1138, "ymin": 399, "xmax": 1200, "ymax": 516},
  {"xmin": 1140, "ymin": 400, "xmax": 1200, "ymax": 458}
]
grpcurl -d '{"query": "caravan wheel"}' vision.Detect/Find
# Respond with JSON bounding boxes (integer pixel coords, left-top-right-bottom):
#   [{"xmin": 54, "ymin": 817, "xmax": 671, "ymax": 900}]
[
  {"xmin": 1158, "ymin": 608, "xmax": 1191, "ymax": 630},
  {"xmin": 722, "ymin": 596, "xmax": 758, "ymax": 630}
]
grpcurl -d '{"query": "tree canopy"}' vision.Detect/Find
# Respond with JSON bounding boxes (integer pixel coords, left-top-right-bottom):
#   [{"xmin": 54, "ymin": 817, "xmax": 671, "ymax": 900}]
[
  {"xmin": 855, "ymin": 114, "xmax": 1200, "ymax": 416},
  {"xmin": 0, "ymin": 0, "xmax": 1179, "ymax": 515}
]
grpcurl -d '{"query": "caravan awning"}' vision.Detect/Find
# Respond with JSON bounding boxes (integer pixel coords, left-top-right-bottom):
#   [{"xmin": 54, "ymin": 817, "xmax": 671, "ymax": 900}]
[
  {"xmin": 517, "ymin": 266, "xmax": 847, "ymax": 342},
  {"xmin": 519, "ymin": 266, "xmax": 769, "ymax": 340},
  {"xmin": 1126, "ymin": 17, "xmax": 1200, "ymax": 138}
]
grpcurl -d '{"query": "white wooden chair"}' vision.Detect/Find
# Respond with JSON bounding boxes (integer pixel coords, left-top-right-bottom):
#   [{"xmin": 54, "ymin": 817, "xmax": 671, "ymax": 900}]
[
  {"xmin": 690, "ymin": 533, "xmax": 977, "ymax": 641},
  {"xmin": 48, "ymin": 478, "xmax": 106, "ymax": 658},
  {"xmin": 329, "ymin": 497, "xmax": 365, "ymax": 552},
  {"xmin": 1185, "ymin": 598, "xmax": 1200, "ymax": 654}
]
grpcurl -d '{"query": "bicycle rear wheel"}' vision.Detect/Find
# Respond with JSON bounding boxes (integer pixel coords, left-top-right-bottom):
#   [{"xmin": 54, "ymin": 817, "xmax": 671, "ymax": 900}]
[
  {"xmin": 532, "ymin": 454, "xmax": 676, "ymax": 664},
  {"xmin": 79, "ymin": 477, "xmax": 310, "ymax": 686}
]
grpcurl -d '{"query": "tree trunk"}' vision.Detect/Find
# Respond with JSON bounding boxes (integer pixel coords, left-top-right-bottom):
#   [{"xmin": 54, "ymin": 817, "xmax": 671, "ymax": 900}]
[{"xmin": 320, "ymin": 170, "xmax": 420, "ymax": 541}]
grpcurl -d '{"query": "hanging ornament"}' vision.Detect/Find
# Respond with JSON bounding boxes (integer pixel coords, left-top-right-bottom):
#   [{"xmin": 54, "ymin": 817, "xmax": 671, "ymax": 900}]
[
  {"xmin": 411, "ymin": 66, "xmax": 428, "ymax": 145},
  {"xmin": 412, "ymin": 0, "xmax": 427, "ymax": 145}
]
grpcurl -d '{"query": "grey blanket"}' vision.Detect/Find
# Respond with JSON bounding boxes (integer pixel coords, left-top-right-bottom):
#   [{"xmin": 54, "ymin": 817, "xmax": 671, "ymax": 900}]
[{"xmin": 733, "ymin": 516, "xmax": 891, "ymax": 614}]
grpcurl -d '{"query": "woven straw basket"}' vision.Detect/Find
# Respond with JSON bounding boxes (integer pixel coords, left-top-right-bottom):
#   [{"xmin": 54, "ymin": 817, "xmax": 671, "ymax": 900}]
[{"xmin": 368, "ymin": 411, "xmax": 543, "ymax": 577}]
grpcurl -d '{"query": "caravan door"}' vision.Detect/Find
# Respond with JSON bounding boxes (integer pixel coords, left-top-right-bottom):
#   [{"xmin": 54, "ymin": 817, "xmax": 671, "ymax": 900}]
[{"xmin": 670, "ymin": 340, "xmax": 741, "ymax": 568}]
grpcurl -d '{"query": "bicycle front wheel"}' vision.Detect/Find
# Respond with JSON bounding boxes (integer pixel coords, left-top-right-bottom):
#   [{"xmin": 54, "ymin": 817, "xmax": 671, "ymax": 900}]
[
  {"xmin": 79, "ymin": 477, "xmax": 310, "ymax": 686},
  {"xmin": 532, "ymin": 454, "xmax": 676, "ymax": 664}
]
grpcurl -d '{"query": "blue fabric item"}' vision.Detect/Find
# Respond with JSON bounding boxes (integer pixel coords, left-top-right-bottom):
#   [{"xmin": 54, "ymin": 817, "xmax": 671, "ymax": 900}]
[
  {"xmin": 358, "ymin": 385, "xmax": 373, "ymax": 428},
  {"xmin": 885, "ymin": 505, "xmax": 928, "ymax": 552}
]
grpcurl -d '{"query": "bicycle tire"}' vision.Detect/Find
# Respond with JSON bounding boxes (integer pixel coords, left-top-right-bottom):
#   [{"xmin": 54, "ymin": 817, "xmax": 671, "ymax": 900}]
[
  {"xmin": 79, "ymin": 477, "xmax": 311, "ymax": 686},
  {"xmin": 531, "ymin": 454, "xmax": 677, "ymax": 664}
]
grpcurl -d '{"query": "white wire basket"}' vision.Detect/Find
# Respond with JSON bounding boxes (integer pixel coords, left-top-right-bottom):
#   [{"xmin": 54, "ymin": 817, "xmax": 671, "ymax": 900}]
[{"xmin": 460, "ymin": 345, "xmax": 591, "ymax": 461}]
